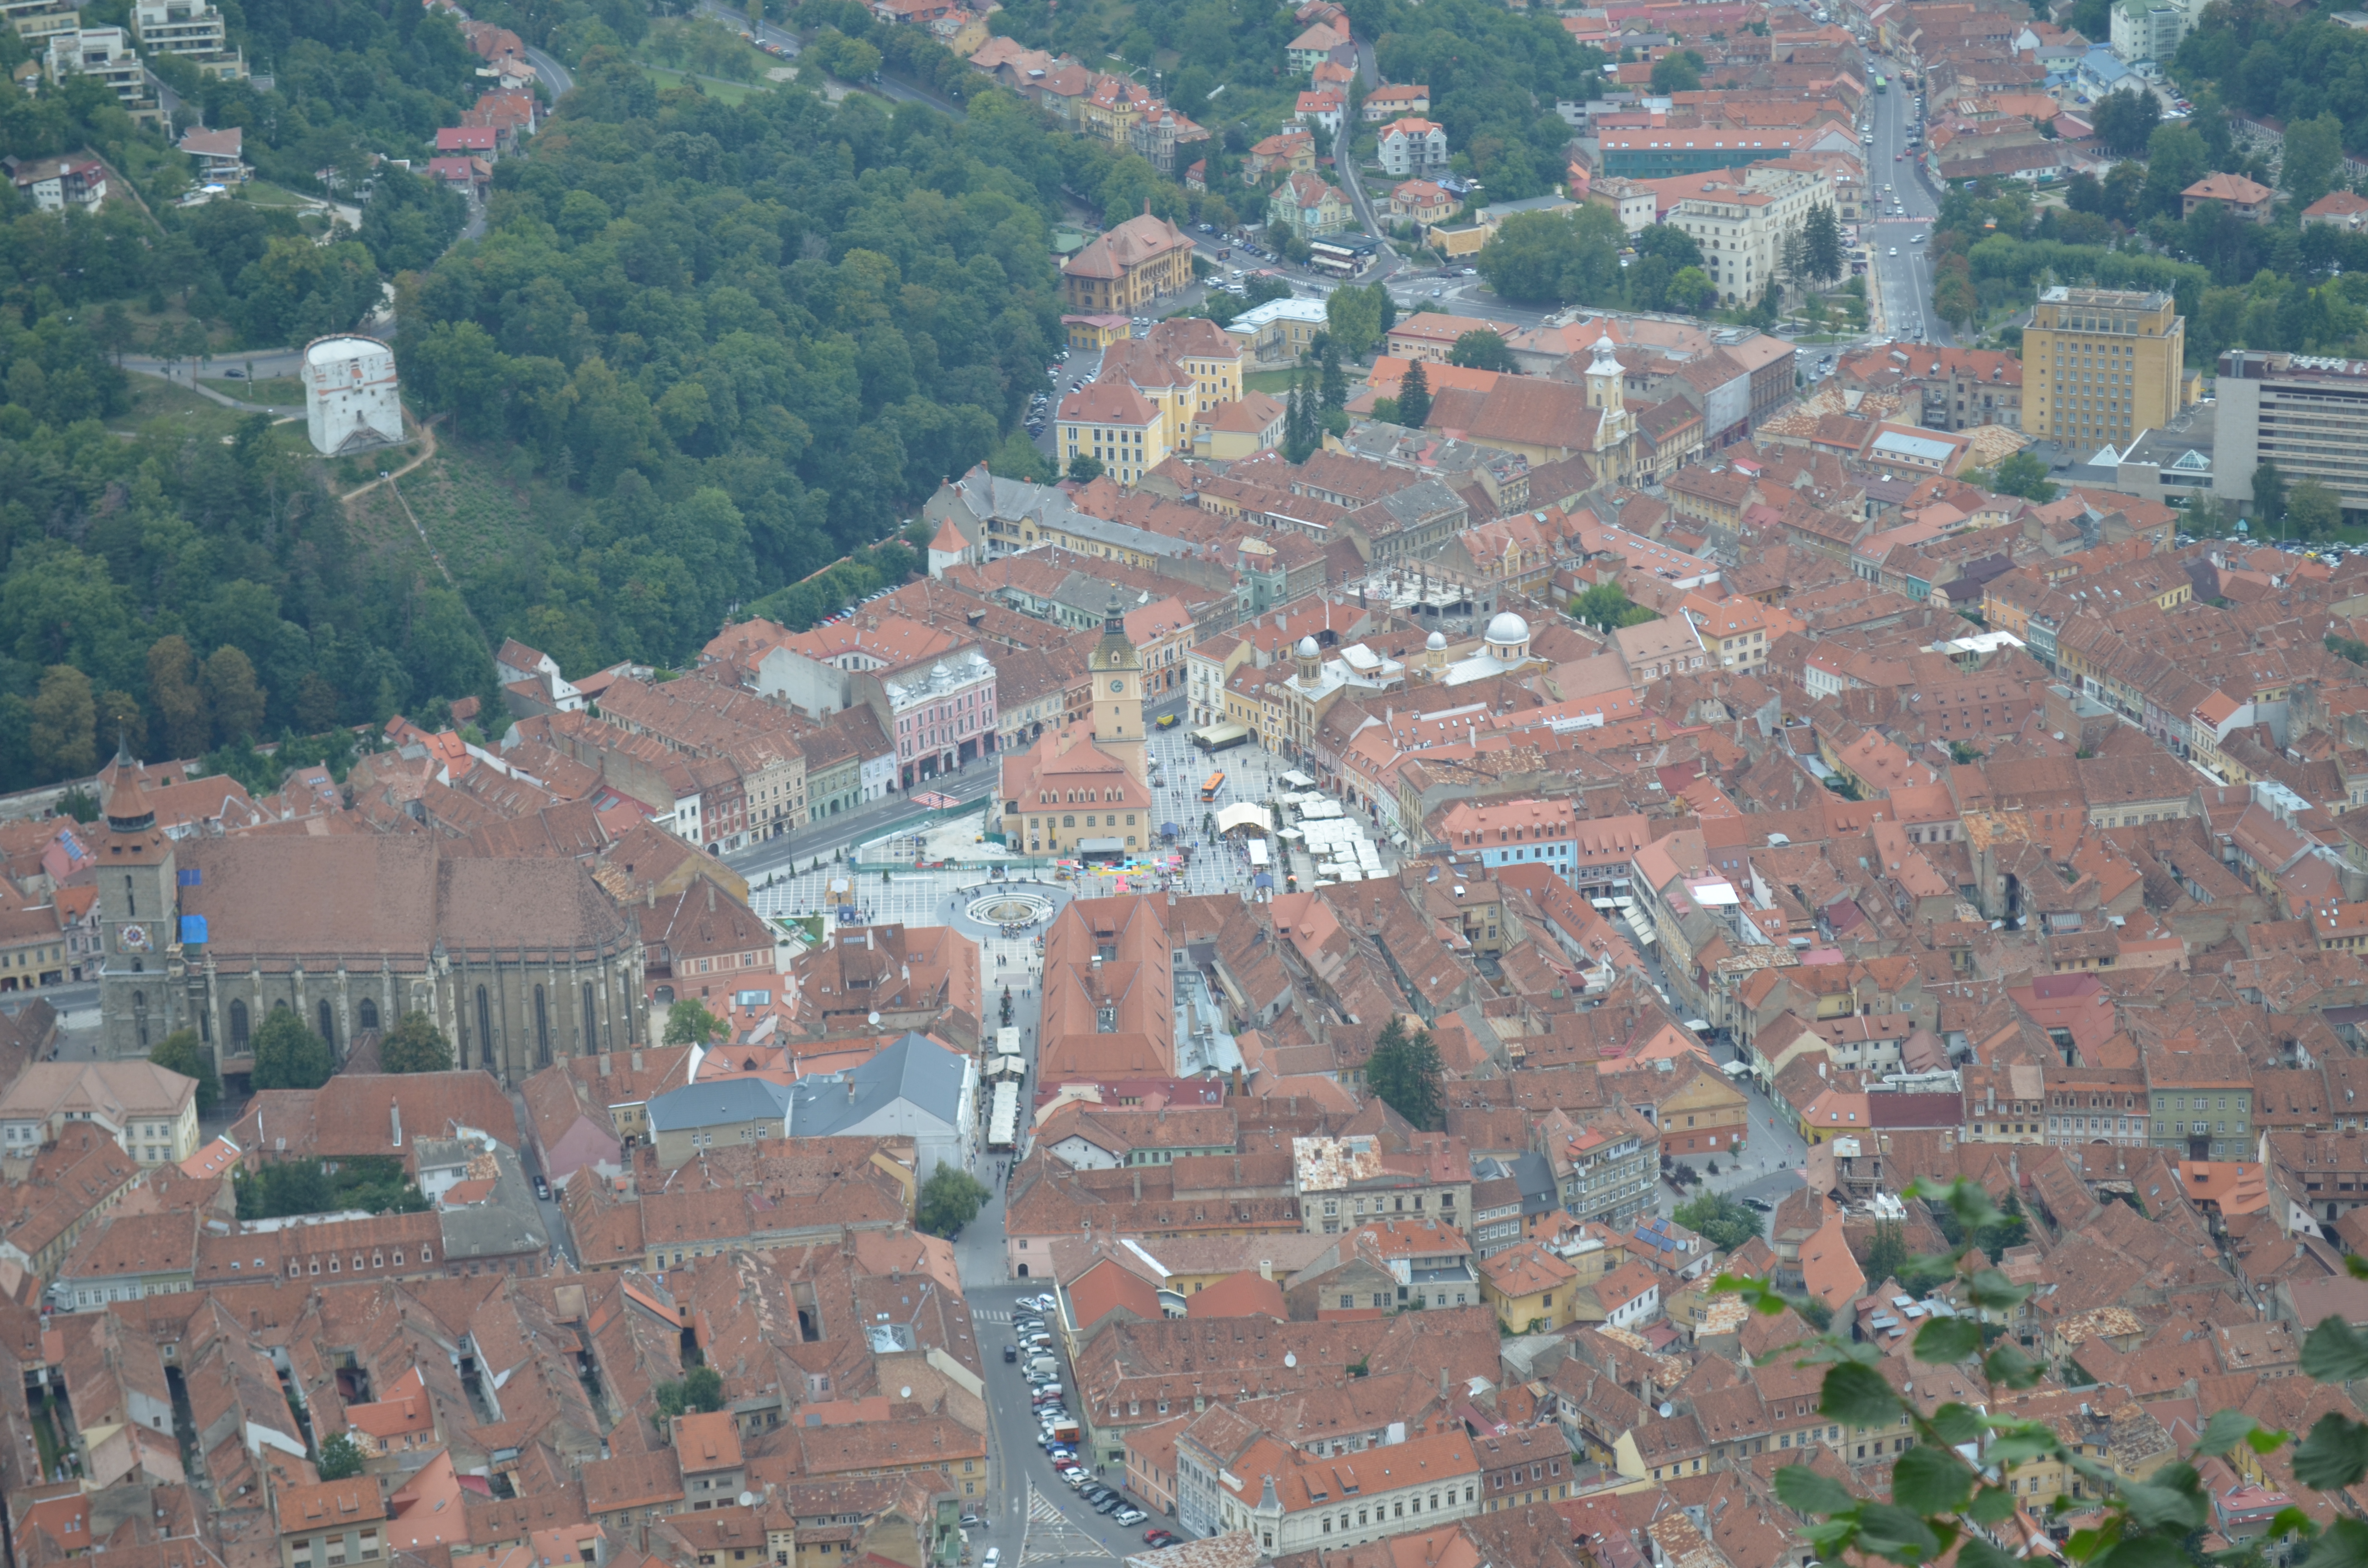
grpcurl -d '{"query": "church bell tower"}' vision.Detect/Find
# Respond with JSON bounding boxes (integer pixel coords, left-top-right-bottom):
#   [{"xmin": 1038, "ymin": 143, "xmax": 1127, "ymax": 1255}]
[
  {"xmin": 1090, "ymin": 589, "xmax": 1147, "ymax": 787},
  {"xmin": 95, "ymin": 747, "xmax": 185, "ymax": 1061}
]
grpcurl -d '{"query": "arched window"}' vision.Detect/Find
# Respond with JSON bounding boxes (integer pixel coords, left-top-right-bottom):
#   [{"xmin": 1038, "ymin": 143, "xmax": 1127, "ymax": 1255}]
[
  {"xmin": 475, "ymin": 986, "xmax": 493, "ymax": 1072},
  {"xmin": 583, "ymin": 982, "xmax": 597, "ymax": 1051},
  {"xmin": 358, "ymin": 997, "xmax": 379, "ymax": 1032},
  {"xmin": 133, "ymin": 991, "xmax": 148, "ymax": 1050},
  {"xmin": 534, "ymin": 985, "xmax": 551, "ymax": 1068},
  {"xmin": 318, "ymin": 999, "xmax": 335, "ymax": 1047},
  {"xmin": 230, "ymin": 1000, "xmax": 249, "ymax": 1048}
]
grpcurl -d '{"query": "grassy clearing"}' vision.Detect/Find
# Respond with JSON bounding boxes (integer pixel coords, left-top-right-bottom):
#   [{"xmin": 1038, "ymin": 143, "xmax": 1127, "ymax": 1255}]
[
  {"xmin": 202, "ymin": 375, "xmax": 304, "ymax": 403},
  {"xmin": 367, "ymin": 435, "xmax": 588, "ymax": 586},
  {"xmin": 1244, "ymin": 369, "xmax": 1300, "ymax": 394},
  {"xmin": 241, "ymin": 179, "xmax": 319, "ymax": 208},
  {"xmin": 115, "ymin": 376, "xmax": 253, "ymax": 443}
]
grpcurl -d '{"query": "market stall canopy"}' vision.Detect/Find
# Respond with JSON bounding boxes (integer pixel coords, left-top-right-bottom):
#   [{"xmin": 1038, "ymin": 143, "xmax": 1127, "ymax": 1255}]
[{"xmin": 1215, "ymin": 802, "xmax": 1273, "ymax": 836}]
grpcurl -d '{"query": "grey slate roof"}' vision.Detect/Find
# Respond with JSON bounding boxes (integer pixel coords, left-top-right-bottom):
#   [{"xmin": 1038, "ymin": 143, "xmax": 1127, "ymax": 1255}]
[
  {"xmin": 646, "ymin": 1076, "xmax": 793, "ymax": 1133},
  {"xmin": 788, "ymin": 1032, "xmax": 969, "ymax": 1137}
]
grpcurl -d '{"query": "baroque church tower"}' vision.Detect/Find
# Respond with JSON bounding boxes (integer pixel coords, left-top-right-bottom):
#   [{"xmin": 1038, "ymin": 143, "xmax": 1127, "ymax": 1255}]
[{"xmin": 1090, "ymin": 589, "xmax": 1146, "ymax": 787}]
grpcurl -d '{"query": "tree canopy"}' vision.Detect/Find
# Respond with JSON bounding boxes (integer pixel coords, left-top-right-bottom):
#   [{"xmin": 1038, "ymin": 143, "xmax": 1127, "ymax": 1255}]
[
  {"xmin": 149, "ymin": 1028, "xmax": 222, "ymax": 1115},
  {"xmin": 664, "ymin": 998, "xmax": 725, "ymax": 1047},
  {"xmin": 378, "ymin": 1012, "xmax": 455, "ymax": 1074},
  {"xmin": 316, "ymin": 1434, "xmax": 365, "ymax": 1482},
  {"xmin": 916, "ymin": 1163, "xmax": 991, "ymax": 1237},
  {"xmin": 1366, "ymin": 1016, "xmax": 1443, "ymax": 1130},
  {"xmin": 1674, "ymin": 1189, "xmax": 1762, "ymax": 1252},
  {"xmin": 251, "ymin": 1007, "xmax": 334, "ymax": 1090}
]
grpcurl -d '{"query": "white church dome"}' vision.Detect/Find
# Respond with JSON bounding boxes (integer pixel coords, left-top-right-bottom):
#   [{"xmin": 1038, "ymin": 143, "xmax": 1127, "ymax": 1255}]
[
  {"xmin": 1296, "ymin": 636, "xmax": 1320, "ymax": 658},
  {"xmin": 1484, "ymin": 612, "xmax": 1529, "ymax": 645},
  {"xmin": 1426, "ymin": 631, "xmax": 1447, "ymax": 651}
]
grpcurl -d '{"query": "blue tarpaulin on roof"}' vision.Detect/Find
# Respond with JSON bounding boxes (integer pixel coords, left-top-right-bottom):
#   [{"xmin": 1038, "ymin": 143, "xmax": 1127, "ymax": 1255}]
[
  {"xmin": 179, "ymin": 915, "xmax": 208, "ymax": 944},
  {"xmin": 1252, "ymin": 873, "xmax": 1273, "ymax": 888},
  {"xmin": 178, "ymin": 868, "xmax": 201, "ymax": 885}
]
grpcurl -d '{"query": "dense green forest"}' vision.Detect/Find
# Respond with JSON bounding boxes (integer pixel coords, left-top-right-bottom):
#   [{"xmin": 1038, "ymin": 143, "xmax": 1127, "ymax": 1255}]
[
  {"xmin": 0, "ymin": 0, "xmax": 517, "ymax": 793},
  {"xmin": 393, "ymin": 59, "xmax": 1086, "ymax": 674}
]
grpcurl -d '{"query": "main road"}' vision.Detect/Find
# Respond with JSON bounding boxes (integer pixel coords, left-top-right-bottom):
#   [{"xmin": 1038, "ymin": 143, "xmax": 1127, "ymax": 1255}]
[{"xmin": 1864, "ymin": 56, "xmax": 1949, "ymax": 345}]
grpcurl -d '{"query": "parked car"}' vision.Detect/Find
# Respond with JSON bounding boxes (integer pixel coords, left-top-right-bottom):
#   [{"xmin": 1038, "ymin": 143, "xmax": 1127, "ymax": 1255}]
[
  {"xmin": 1114, "ymin": 1509, "xmax": 1147, "ymax": 1527},
  {"xmin": 1003, "ymin": 1346, "xmax": 1018, "ymax": 1363},
  {"xmin": 1145, "ymin": 1532, "xmax": 1181, "ymax": 1548},
  {"xmin": 1094, "ymin": 1496, "xmax": 1124, "ymax": 1515},
  {"xmin": 532, "ymin": 1175, "xmax": 550, "ymax": 1200}
]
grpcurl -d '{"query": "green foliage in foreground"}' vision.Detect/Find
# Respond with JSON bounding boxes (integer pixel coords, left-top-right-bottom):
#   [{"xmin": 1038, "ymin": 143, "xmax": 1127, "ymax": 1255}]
[{"xmin": 1725, "ymin": 1177, "xmax": 2368, "ymax": 1568}]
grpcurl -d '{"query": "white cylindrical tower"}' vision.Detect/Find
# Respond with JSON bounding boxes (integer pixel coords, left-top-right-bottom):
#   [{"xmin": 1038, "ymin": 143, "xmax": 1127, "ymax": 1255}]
[{"xmin": 303, "ymin": 334, "xmax": 403, "ymax": 456}]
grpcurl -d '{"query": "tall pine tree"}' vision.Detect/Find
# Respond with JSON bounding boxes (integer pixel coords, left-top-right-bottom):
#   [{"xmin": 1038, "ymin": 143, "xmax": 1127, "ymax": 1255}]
[{"xmin": 1397, "ymin": 360, "xmax": 1431, "ymax": 430}]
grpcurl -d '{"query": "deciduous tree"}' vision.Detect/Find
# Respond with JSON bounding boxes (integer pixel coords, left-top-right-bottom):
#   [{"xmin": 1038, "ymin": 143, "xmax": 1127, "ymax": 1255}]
[
  {"xmin": 917, "ymin": 1164, "xmax": 991, "ymax": 1237},
  {"xmin": 202, "ymin": 645, "xmax": 266, "ymax": 747},
  {"xmin": 664, "ymin": 998, "xmax": 724, "ymax": 1046},
  {"xmin": 379, "ymin": 1012, "xmax": 454, "ymax": 1073},
  {"xmin": 149, "ymin": 1028, "xmax": 222, "ymax": 1115},
  {"xmin": 29, "ymin": 665, "xmax": 96, "ymax": 782},
  {"xmin": 251, "ymin": 1007, "xmax": 333, "ymax": 1090},
  {"xmin": 2288, "ymin": 478, "xmax": 2343, "ymax": 540},
  {"xmin": 1446, "ymin": 330, "xmax": 1517, "ymax": 371}
]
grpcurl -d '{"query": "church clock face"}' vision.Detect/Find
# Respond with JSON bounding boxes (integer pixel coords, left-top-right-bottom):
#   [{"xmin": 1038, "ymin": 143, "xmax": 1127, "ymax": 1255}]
[
  {"xmin": 119, "ymin": 923, "xmax": 150, "ymax": 951},
  {"xmin": 1110, "ymin": 680, "xmax": 1124, "ymax": 692}
]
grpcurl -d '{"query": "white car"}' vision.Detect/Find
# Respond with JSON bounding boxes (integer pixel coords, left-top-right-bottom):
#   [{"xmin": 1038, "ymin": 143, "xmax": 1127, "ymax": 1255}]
[
  {"xmin": 1912, "ymin": 233, "xmax": 1924, "ymax": 243},
  {"xmin": 1888, "ymin": 246, "xmax": 1898, "ymax": 256}
]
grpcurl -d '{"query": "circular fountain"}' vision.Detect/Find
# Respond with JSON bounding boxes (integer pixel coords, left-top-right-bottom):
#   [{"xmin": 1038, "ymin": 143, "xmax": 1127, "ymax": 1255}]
[{"xmin": 966, "ymin": 890, "xmax": 1057, "ymax": 925}]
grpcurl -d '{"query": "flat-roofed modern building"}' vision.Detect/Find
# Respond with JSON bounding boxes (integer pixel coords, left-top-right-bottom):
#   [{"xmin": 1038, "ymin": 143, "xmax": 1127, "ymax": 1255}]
[
  {"xmin": 2214, "ymin": 349, "xmax": 2368, "ymax": 513},
  {"xmin": 2023, "ymin": 285, "xmax": 2188, "ymax": 450}
]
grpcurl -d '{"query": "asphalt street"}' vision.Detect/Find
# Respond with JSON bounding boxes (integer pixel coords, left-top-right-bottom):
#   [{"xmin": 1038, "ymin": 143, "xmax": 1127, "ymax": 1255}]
[
  {"xmin": 721, "ymin": 759, "xmax": 1002, "ymax": 882},
  {"xmin": 964, "ymin": 1281, "xmax": 1173, "ymax": 1568},
  {"xmin": 1864, "ymin": 61, "xmax": 1949, "ymax": 346}
]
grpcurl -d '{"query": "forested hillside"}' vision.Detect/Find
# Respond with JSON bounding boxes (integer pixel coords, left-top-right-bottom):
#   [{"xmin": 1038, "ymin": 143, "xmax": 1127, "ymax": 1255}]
[{"xmin": 392, "ymin": 60, "xmax": 1083, "ymax": 681}]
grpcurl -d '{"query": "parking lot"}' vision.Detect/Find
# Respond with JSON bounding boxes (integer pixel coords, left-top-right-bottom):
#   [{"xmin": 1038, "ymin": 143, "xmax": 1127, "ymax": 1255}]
[{"xmin": 970, "ymin": 1283, "xmax": 1184, "ymax": 1568}]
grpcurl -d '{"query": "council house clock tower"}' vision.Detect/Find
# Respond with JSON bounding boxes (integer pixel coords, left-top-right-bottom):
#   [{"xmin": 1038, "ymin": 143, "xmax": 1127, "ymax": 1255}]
[{"xmin": 1090, "ymin": 589, "xmax": 1146, "ymax": 787}]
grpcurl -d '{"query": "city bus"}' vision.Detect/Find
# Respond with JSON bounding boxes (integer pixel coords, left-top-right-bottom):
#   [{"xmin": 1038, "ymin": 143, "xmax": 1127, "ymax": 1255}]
[
  {"xmin": 1200, "ymin": 771, "xmax": 1226, "ymax": 802},
  {"xmin": 1874, "ymin": 73, "xmax": 1887, "ymax": 93}
]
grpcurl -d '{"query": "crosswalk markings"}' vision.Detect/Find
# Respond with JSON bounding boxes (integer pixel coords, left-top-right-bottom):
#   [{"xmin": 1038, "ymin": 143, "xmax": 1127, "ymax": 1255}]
[
  {"xmin": 1018, "ymin": 1483, "xmax": 1114, "ymax": 1563},
  {"xmin": 974, "ymin": 1309, "xmax": 1011, "ymax": 1323}
]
